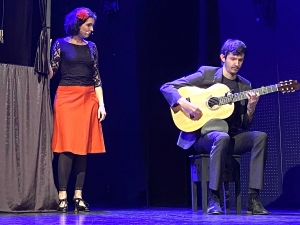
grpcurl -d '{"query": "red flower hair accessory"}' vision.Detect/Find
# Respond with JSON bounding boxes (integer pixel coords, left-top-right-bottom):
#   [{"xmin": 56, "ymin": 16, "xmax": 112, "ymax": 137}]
[{"xmin": 76, "ymin": 9, "xmax": 89, "ymax": 20}]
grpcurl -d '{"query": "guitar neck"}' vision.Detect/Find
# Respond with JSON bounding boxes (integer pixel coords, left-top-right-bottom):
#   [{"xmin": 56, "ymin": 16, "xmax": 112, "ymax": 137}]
[{"xmin": 219, "ymin": 84, "xmax": 279, "ymax": 105}]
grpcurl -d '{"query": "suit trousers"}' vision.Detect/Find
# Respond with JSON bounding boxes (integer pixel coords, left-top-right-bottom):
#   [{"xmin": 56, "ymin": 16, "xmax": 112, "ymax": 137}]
[{"xmin": 193, "ymin": 131, "xmax": 267, "ymax": 191}]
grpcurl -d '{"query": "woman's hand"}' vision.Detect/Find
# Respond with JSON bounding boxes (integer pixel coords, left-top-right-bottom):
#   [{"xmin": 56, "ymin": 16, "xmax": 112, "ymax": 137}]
[{"xmin": 98, "ymin": 105, "xmax": 106, "ymax": 122}]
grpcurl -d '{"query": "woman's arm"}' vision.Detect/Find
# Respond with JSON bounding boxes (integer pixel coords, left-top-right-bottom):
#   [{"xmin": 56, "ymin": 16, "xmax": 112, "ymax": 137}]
[
  {"xmin": 92, "ymin": 43, "xmax": 106, "ymax": 121},
  {"xmin": 95, "ymin": 86, "xmax": 104, "ymax": 108},
  {"xmin": 49, "ymin": 40, "xmax": 61, "ymax": 79}
]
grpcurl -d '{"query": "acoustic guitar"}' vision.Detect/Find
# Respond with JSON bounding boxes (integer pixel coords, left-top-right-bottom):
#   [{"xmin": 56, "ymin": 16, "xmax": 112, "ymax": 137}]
[{"xmin": 171, "ymin": 80, "xmax": 300, "ymax": 132}]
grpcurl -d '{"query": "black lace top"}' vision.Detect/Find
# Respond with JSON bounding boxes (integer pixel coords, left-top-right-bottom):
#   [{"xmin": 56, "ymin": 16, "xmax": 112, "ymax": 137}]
[{"xmin": 50, "ymin": 38, "xmax": 102, "ymax": 87}]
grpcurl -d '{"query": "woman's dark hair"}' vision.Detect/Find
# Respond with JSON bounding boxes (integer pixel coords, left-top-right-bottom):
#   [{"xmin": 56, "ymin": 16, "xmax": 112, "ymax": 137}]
[
  {"xmin": 220, "ymin": 39, "xmax": 247, "ymax": 57},
  {"xmin": 64, "ymin": 7, "xmax": 97, "ymax": 36}
]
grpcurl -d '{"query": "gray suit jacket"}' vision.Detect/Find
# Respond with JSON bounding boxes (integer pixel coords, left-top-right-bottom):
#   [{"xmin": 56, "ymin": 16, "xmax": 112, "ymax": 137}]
[{"xmin": 160, "ymin": 66, "xmax": 254, "ymax": 149}]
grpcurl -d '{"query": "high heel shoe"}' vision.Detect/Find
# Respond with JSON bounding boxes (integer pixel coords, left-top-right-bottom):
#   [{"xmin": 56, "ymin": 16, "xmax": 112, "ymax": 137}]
[
  {"xmin": 73, "ymin": 198, "xmax": 89, "ymax": 212},
  {"xmin": 57, "ymin": 198, "xmax": 68, "ymax": 213}
]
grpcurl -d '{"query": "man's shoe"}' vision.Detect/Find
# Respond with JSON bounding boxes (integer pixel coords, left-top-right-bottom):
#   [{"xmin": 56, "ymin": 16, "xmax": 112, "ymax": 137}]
[
  {"xmin": 207, "ymin": 192, "xmax": 222, "ymax": 214},
  {"xmin": 246, "ymin": 194, "xmax": 268, "ymax": 215}
]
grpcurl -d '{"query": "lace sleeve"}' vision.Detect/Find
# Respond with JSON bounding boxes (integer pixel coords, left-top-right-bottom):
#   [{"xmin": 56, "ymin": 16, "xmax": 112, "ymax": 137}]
[
  {"xmin": 91, "ymin": 42, "xmax": 102, "ymax": 87},
  {"xmin": 50, "ymin": 40, "xmax": 61, "ymax": 75}
]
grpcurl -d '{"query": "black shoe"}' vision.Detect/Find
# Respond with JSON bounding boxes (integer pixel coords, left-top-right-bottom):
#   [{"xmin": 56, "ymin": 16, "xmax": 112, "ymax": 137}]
[
  {"xmin": 247, "ymin": 194, "xmax": 268, "ymax": 215},
  {"xmin": 57, "ymin": 198, "xmax": 68, "ymax": 213},
  {"xmin": 207, "ymin": 192, "xmax": 223, "ymax": 214},
  {"xmin": 73, "ymin": 198, "xmax": 90, "ymax": 212}
]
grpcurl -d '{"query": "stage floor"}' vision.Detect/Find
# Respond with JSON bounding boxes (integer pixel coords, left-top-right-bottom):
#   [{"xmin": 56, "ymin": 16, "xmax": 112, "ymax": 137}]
[{"xmin": 1, "ymin": 208, "xmax": 300, "ymax": 224}]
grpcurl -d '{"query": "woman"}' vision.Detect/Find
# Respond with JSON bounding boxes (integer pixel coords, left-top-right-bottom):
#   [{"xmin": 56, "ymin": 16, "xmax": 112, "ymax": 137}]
[{"xmin": 49, "ymin": 7, "xmax": 106, "ymax": 213}]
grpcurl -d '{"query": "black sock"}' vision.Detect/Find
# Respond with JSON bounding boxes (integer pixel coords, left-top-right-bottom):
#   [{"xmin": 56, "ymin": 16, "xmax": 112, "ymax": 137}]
[
  {"xmin": 210, "ymin": 189, "xmax": 220, "ymax": 198},
  {"xmin": 248, "ymin": 188, "xmax": 259, "ymax": 195}
]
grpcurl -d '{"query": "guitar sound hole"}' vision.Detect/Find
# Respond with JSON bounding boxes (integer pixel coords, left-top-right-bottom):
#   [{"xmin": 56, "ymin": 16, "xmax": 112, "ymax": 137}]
[{"xmin": 208, "ymin": 97, "xmax": 220, "ymax": 108}]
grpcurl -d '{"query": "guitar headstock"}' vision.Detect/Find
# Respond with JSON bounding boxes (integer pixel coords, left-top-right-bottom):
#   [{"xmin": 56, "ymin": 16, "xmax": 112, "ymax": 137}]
[{"xmin": 278, "ymin": 80, "xmax": 300, "ymax": 93}]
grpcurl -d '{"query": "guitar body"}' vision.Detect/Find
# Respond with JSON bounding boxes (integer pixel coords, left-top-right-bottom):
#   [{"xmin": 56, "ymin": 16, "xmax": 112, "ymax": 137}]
[{"xmin": 171, "ymin": 83, "xmax": 234, "ymax": 132}]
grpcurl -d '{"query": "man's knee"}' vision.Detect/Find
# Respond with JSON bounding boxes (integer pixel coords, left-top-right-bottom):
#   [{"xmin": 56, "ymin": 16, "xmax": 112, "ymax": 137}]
[
  {"xmin": 213, "ymin": 132, "xmax": 230, "ymax": 143},
  {"xmin": 252, "ymin": 131, "xmax": 268, "ymax": 142}
]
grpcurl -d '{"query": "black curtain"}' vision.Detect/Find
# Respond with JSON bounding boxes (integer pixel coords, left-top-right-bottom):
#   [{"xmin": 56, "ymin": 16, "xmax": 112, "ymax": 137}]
[
  {"xmin": 0, "ymin": 63, "xmax": 57, "ymax": 212},
  {"xmin": 34, "ymin": 0, "xmax": 49, "ymax": 74},
  {"xmin": 136, "ymin": 0, "xmax": 200, "ymax": 206},
  {"xmin": 0, "ymin": 0, "xmax": 34, "ymax": 66}
]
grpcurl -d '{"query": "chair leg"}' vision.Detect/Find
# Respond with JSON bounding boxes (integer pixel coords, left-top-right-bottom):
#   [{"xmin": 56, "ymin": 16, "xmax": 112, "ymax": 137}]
[
  {"xmin": 235, "ymin": 179, "xmax": 241, "ymax": 214},
  {"xmin": 234, "ymin": 157, "xmax": 241, "ymax": 214},
  {"xmin": 201, "ymin": 180, "xmax": 207, "ymax": 214},
  {"xmin": 201, "ymin": 157, "xmax": 208, "ymax": 214},
  {"xmin": 191, "ymin": 181, "xmax": 198, "ymax": 212},
  {"xmin": 224, "ymin": 182, "xmax": 230, "ymax": 214}
]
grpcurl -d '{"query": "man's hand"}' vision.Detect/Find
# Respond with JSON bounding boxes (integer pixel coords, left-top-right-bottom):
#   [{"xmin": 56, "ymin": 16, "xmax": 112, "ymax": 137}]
[
  {"xmin": 177, "ymin": 97, "xmax": 202, "ymax": 120},
  {"xmin": 246, "ymin": 91, "xmax": 260, "ymax": 115},
  {"xmin": 98, "ymin": 105, "xmax": 106, "ymax": 122}
]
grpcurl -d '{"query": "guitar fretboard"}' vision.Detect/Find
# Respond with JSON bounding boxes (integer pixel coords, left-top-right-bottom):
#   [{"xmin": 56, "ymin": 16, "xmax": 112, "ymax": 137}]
[{"xmin": 218, "ymin": 84, "xmax": 279, "ymax": 105}]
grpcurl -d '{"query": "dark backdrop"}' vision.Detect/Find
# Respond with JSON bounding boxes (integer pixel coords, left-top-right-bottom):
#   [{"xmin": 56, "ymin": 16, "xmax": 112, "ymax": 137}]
[
  {"xmin": 136, "ymin": 0, "xmax": 200, "ymax": 206},
  {"xmin": 1, "ymin": 0, "xmax": 300, "ymax": 209}
]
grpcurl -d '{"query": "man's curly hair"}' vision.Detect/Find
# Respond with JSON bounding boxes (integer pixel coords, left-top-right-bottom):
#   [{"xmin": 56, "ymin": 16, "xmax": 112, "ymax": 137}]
[{"xmin": 220, "ymin": 39, "xmax": 247, "ymax": 57}]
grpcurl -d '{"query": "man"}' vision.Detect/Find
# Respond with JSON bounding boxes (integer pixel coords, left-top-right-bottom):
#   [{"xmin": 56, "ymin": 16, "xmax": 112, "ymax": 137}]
[{"xmin": 160, "ymin": 39, "xmax": 268, "ymax": 215}]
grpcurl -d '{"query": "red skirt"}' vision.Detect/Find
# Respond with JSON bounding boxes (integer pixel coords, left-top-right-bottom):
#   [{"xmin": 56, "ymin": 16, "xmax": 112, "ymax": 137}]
[{"xmin": 52, "ymin": 86, "xmax": 105, "ymax": 155}]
